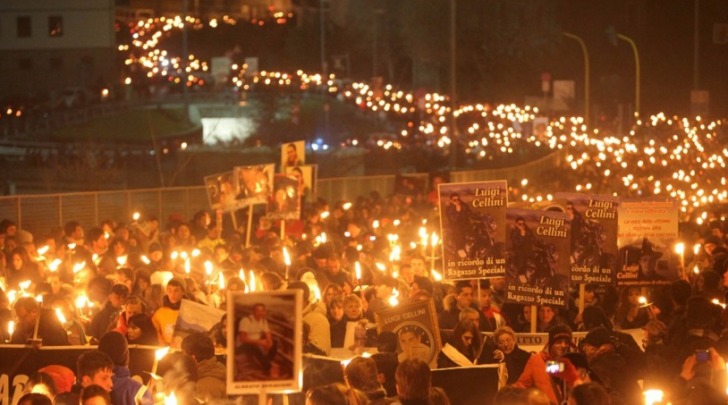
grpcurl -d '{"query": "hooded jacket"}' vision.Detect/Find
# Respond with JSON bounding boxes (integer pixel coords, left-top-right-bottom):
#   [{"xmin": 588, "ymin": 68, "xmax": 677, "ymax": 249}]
[{"xmin": 196, "ymin": 357, "xmax": 227, "ymax": 402}]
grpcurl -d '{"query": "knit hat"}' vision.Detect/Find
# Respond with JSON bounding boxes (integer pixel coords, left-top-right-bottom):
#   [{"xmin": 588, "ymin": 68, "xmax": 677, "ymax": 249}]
[
  {"xmin": 582, "ymin": 306, "xmax": 613, "ymax": 330},
  {"xmin": 547, "ymin": 324, "xmax": 573, "ymax": 348},
  {"xmin": 580, "ymin": 326, "xmax": 612, "ymax": 348},
  {"xmin": 38, "ymin": 365, "xmax": 75, "ymax": 394},
  {"xmin": 98, "ymin": 331, "xmax": 129, "ymax": 366}
]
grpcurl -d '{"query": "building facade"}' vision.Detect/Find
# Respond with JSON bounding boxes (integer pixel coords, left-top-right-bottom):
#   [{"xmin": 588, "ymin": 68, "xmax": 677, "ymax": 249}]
[{"xmin": 0, "ymin": 0, "xmax": 117, "ymax": 101}]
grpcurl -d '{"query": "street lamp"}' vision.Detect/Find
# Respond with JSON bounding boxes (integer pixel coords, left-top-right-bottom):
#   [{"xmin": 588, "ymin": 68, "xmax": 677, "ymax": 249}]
[
  {"xmin": 562, "ymin": 32, "xmax": 590, "ymax": 126},
  {"xmin": 449, "ymin": 0, "xmax": 458, "ymax": 169},
  {"xmin": 617, "ymin": 33, "xmax": 641, "ymax": 116}
]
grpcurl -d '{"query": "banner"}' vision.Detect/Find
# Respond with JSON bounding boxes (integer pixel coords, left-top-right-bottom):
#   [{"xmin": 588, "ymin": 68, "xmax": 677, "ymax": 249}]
[
  {"xmin": 374, "ymin": 300, "xmax": 441, "ymax": 369},
  {"xmin": 555, "ymin": 193, "xmax": 619, "ymax": 285},
  {"xmin": 438, "ymin": 181, "xmax": 507, "ymax": 280},
  {"xmin": 172, "ymin": 299, "xmax": 226, "ymax": 349},
  {"xmin": 234, "ymin": 164, "xmax": 274, "ymax": 207},
  {"xmin": 504, "ymin": 208, "xmax": 571, "ymax": 307},
  {"xmin": 617, "ymin": 198, "xmax": 679, "ymax": 286}
]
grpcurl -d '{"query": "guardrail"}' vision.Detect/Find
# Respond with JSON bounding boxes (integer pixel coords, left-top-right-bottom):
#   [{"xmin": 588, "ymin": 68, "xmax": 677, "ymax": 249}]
[{"xmin": 0, "ymin": 149, "xmax": 566, "ymax": 237}]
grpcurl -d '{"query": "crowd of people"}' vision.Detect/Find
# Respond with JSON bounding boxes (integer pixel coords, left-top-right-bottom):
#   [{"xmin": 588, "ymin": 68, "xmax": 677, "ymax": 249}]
[{"xmin": 1, "ymin": 184, "xmax": 728, "ymax": 405}]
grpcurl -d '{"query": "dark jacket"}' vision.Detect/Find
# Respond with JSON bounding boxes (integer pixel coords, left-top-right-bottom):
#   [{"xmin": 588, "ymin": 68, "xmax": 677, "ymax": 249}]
[
  {"xmin": 589, "ymin": 346, "xmax": 641, "ymax": 405},
  {"xmin": 88, "ymin": 301, "xmax": 119, "ymax": 340},
  {"xmin": 10, "ymin": 309, "xmax": 69, "ymax": 346}
]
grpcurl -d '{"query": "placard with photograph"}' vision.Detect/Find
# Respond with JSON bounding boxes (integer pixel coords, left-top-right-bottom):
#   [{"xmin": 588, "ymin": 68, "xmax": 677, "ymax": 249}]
[
  {"xmin": 235, "ymin": 164, "xmax": 274, "ymax": 207},
  {"xmin": 374, "ymin": 299, "xmax": 441, "ymax": 369},
  {"xmin": 285, "ymin": 164, "xmax": 317, "ymax": 203},
  {"xmin": 267, "ymin": 174, "xmax": 301, "ymax": 220},
  {"xmin": 281, "ymin": 140, "xmax": 305, "ymax": 171},
  {"xmin": 204, "ymin": 171, "xmax": 238, "ymax": 212},
  {"xmin": 438, "ymin": 181, "xmax": 507, "ymax": 280},
  {"xmin": 504, "ymin": 208, "xmax": 571, "ymax": 307},
  {"xmin": 617, "ymin": 198, "xmax": 679, "ymax": 286},
  {"xmin": 555, "ymin": 193, "xmax": 619, "ymax": 285},
  {"xmin": 227, "ymin": 290, "xmax": 303, "ymax": 394}
]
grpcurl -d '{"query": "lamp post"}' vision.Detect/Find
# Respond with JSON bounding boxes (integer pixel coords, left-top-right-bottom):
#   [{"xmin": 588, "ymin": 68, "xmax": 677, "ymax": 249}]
[
  {"xmin": 562, "ymin": 32, "xmax": 590, "ymax": 126},
  {"xmin": 449, "ymin": 0, "xmax": 458, "ymax": 169},
  {"xmin": 616, "ymin": 33, "xmax": 640, "ymax": 116}
]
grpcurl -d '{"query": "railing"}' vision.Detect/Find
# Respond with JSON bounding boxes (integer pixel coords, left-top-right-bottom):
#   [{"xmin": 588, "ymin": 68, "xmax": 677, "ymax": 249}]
[{"xmin": 0, "ymin": 149, "xmax": 566, "ymax": 237}]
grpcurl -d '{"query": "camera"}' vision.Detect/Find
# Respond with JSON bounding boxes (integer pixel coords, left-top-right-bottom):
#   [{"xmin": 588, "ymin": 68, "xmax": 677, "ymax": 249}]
[
  {"xmin": 695, "ymin": 349, "xmax": 710, "ymax": 362},
  {"xmin": 545, "ymin": 360, "xmax": 564, "ymax": 374}
]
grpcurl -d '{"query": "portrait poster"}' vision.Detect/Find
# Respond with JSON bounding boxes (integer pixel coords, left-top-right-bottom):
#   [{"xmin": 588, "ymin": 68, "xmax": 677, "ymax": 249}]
[
  {"xmin": 227, "ymin": 290, "xmax": 303, "ymax": 394},
  {"xmin": 504, "ymin": 208, "xmax": 571, "ymax": 308},
  {"xmin": 437, "ymin": 180, "xmax": 507, "ymax": 280},
  {"xmin": 234, "ymin": 164, "xmax": 274, "ymax": 207},
  {"xmin": 281, "ymin": 140, "xmax": 305, "ymax": 172},
  {"xmin": 204, "ymin": 171, "xmax": 238, "ymax": 212},
  {"xmin": 267, "ymin": 174, "xmax": 301, "ymax": 220},
  {"xmin": 172, "ymin": 299, "xmax": 226, "ymax": 349},
  {"xmin": 616, "ymin": 198, "xmax": 679, "ymax": 287},
  {"xmin": 285, "ymin": 164, "xmax": 317, "ymax": 203},
  {"xmin": 374, "ymin": 299, "xmax": 441, "ymax": 369},
  {"xmin": 554, "ymin": 193, "xmax": 619, "ymax": 285}
]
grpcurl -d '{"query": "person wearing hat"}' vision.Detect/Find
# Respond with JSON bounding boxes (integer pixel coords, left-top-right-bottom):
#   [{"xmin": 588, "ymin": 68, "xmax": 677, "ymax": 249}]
[
  {"xmin": 98, "ymin": 331, "xmax": 153, "ymax": 405},
  {"xmin": 513, "ymin": 324, "xmax": 576, "ymax": 404},
  {"xmin": 580, "ymin": 326, "xmax": 641, "ymax": 404},
  {"xmin": 152, "ymin": 278, "xmax": 186, "ymax": 345}
]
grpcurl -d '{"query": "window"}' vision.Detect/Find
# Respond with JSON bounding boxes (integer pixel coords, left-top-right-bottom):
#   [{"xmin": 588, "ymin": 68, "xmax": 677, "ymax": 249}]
[
  {"xmin": 17, "ymin": 16, "xmax": 31, "ymax": 38},
  {"xmin": 48, "ymin": 16, "xmax": 63, "ymax": 37},
  {"xmin": 19, "ymin": 58, "xmax": 32, "ymax": 70},
  {"xmin": 50, "ymin": 57, "xmax": 63, "ymax": 70}
]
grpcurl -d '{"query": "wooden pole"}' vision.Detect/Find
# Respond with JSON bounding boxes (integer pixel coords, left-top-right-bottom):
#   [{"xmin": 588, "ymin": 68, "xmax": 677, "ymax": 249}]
[
  {"xmin": 245, "ymin": 205, "xmax": 253, "ymax": 247},
  {"xmin": 530, "ymin": 305, "xmax": 538, "ymax": 333},
  {"xmin": 578, "ymin": 284, "xmax": 586, "ymax": 314}
]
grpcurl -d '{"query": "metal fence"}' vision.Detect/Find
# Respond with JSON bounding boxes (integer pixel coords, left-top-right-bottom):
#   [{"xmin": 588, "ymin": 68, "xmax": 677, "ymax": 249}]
[{"xmin": 0, "ymin": 149, "xmax": 565, "ymax": 237}]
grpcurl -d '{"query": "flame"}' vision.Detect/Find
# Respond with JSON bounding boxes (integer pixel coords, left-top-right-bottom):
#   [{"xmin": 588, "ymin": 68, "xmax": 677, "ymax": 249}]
[
  {"xmin": 18, "ymin": 280, "xmax": 31, "ymax": 291},
  {"xmin": 75, "ymin": 296, "xmax": 88, "ymax": 309},
  {"xmin": 388, "ymin": 288, "xmax": 400, "ymax": 307},
  {"xmin": 239, "ymin": 269, "xmax": 246, "ymax": 282},
  {"xmin": 48, "ymin": 259, "xmax": 63, "ymax": 271},
  {"xmin": 141, "ymin": 255, "xmax": 151, "ymax": 265},
  {"xmin": 249, "ymin": 270, "xmax": 256, "ymax": 292},
  {"xmin": 674, "ymin": 242, "xmax": 685, "ymax": 255},
  {"xmin": 55, "ymin": 308, "xmax": 67, "ymax": 324},
  {"xmin": 185, "ymin": 258, "xmax": 191, "ymax": 275},
  {"xmin": 204, "ymin": 261, "xmax": 213, "ymax": 276},
  {"xmin": 37, "ymin": 245, "xmax": 50, "ymax": 256},
  {"xmin": 191, "ymin": 249, "xmax": 201, "ymax": 257},
  {"xmin": 643, "ymin": 389, "xmax": 664, "ymax": 405},
  {"xmin": 342, "ymin": 202, "xmax": 352, "ymax": 210},
  {"xmin": 155, "ymin": 346, "xmax": 170, "ymax": 361},
  {"xmin": 73, "ymin": 262, "xmax": 86, "ymax": 274},
  {"xmin": 171, "ymin": 251, "xmax": 179, "ymax": 260},
  {"xmin": 8, "ymin": 321, "xmax": 14, "ymax": 336},
  {"xmin": 283, "ymin": 247, "xmax": 291, "ymax": 266},
  {"xmin": 116, "ymin": 255, "xmax": 128, "ymax": 267},
  {"xmin": 431, "ymin": 270, "xmax": 443, "ymax": 281},
  {"xmin": 219, "ymin": 273, "xmax": 226, "ymax": 290},
  {"xmin": 430, "ymin": 233, "xmax": 439, "ymax": 247},
  {"xmin": 355, "ymin": 262, "xmax": 362, "ymax": 280},
  {"xmin": 375, "ymin": 262, "xmax": 386, "ymax": 272},
  {"xmin": 132, "ymin": 212, "xmax": 140, "ymax": 221},
  {"xmin": 164, "ymin": 391, "xmax": 177, "ymax": 405}
]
